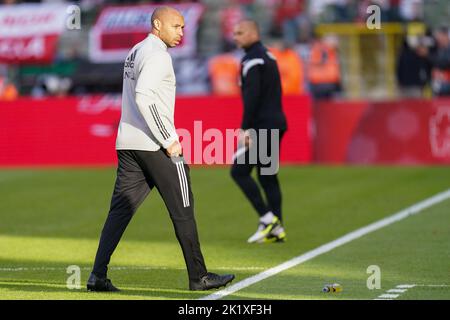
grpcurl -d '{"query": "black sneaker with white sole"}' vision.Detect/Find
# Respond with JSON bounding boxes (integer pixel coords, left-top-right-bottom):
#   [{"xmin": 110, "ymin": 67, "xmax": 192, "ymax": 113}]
[
  {"xmin": 247, "ymin": 216, "xmax": 280, "ymax": 243},
  {"xmin": 259, "ymin": 225, "xmax": 287, "ymax": 243}
]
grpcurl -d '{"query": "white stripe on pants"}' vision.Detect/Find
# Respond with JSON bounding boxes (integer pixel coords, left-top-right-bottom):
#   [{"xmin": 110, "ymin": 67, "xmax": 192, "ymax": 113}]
[{"xmin": 176, "ymin": 162, "xmax": 190, "ymax": 207}]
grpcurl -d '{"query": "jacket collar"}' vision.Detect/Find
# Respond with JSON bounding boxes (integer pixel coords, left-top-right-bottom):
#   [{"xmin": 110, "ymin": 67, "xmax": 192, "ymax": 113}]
[
  {"xmin": 244, "ymin": 41, "xmax": 262, "ymax": 53},
  {"xmin": 149, "ymin": 33, "xmax": 168, "ymax": 51}
]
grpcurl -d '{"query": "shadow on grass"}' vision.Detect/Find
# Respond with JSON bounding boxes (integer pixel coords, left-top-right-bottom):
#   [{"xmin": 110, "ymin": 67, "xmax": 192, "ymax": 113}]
[
  {"xmin": 0, "ymin": 278, "xmax": 243, "ymax": 300},
  {"xmin": 0, "ymin": 259, "xmax": 248, "ymax": 300}
]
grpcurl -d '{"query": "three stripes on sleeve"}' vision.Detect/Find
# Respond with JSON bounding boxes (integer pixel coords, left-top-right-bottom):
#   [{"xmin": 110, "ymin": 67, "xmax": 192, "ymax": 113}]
[{"xmin": 149, "ymin": 103, "xmax": 171, "ymax": 140}]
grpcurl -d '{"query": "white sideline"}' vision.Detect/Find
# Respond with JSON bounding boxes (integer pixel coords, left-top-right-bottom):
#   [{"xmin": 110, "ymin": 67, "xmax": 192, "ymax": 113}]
[
  {"xmin": 375, "ymin": 284, "xmax": 450, "ymax": 300},
  {"xmin": 199, "ymin": 189, "xmax": 450, "ymax": 300}
]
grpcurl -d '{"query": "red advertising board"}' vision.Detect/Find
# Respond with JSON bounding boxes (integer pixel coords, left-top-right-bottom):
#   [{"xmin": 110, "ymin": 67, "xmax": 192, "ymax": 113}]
[
  {"xmin": 313, "ymin": 100, "xmax": 369, "ymax": 163},
  {"xmin": 314, "ymin": 99, "xmax": 450, "ymax": 164},
  {"xmin": 0, "ymin": 95, "xmax": 312, "ymax": 166},
  {"xmin": 2, "ymin": 96, "xmax": 448, "ymax": 166}
]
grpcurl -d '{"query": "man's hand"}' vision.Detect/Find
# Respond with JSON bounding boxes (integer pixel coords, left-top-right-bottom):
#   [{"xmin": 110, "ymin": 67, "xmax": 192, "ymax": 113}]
[
  {"xmin": 166, "ymin": 140, "xmax": 182, "ymax": 157},
  {"xmin": 239, "ymin": 130, "xmax": 253, "ymax": 148}
]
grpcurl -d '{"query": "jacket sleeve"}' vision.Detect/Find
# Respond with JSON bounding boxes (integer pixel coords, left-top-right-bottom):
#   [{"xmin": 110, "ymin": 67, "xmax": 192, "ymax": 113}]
[
  {"xmin": 241, "ymin": 60, "xmax": 263, "ymax": 130},
  {"xmin": 135, "ymin": 52, "xmax": 178, "ymax": 149}
]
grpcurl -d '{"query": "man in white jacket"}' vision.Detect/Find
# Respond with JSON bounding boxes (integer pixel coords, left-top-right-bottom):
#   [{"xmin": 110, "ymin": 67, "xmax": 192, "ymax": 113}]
[{"xmin": 87, "ymin": 6, "xmax": 234, "ymax": 292}]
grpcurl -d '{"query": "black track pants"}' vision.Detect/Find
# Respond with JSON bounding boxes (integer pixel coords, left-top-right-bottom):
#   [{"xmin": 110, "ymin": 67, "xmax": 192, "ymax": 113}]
[{"xmin": 92, "ymin": 149, "xmax": 207, "ymax": 282}]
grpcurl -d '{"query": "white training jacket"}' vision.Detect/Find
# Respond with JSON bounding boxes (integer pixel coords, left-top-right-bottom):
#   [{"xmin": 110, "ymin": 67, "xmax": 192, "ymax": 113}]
[{"xmin": 116, "ymin": 33, "xmax": 179, "ymax": 151}]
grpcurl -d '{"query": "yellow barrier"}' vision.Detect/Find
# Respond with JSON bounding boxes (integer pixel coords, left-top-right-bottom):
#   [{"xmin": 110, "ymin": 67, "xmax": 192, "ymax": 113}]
[{"xmin": 315, "ymin": 23, "xmax": 426, "ymax": 99}]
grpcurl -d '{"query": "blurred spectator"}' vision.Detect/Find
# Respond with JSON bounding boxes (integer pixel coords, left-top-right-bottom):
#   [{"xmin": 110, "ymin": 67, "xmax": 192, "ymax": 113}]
[
  {"xmin": 272, "ymin": 0, "xmax": 307, "ymax": 45},
  {"xmin": 2, "ymin": 0, "xmax": 445, "ymax": 98},
  {"xmin": 396, "ymin": 35, "xmax": 432, "ymax": 98},
  {"xmin": 80, "ymin": 0, "xmax": 106, "ymax": 11},
  {"xmin": 173, "ymin": 57, "xmax": 209, "ymax": 95},
  {"xmin": 307, "ymin": 34, "xmax": 341, "ymax": 100},
  {"xmin": 269, "ymin": 42, "xmax": 305, "ymax": 95},
  {"xmin": 208, "ymin": 52, "xmax": 241, "ymax": 96},
  {"xmin": 2, "ymin": 0, "xmax": 19, "ymax": 5},
  {"xmin": 400, "ymin": 0, "xmax": 424, "ymax": 22},
  {"xmin": 0, "ymin": 76, "xmax": 18, "ymax": 101},
  {"xmin": 431, "ymin": 26, "xmax": 450, "ymax": 96},
  {"xmin": 220, "ymin": 0, "xmax": 247, "ymax": 51},
  {"xmin": 309, "ymin": 0, "xmax": 354, "ymax": 23},
  {"xmin": 31, "ymin": 74, "xmax": 72, "ymax": 98},
  {"xmin": 308, "ymin": 0, "xmax": 327, "ymax": 21},
  {"xmin": 389, "ymin": 0, "xmax": 402, "ymax": 22},
  {"xmin": 330, "ymin": 0, "xmax": 354, "ymax": 22},
  {"xmin": 42, "ymin": 0, "xmax": 66, "ymax": 3},
  {"xmin": 238, "ymin": 0, "xmax": 256, "ymax": 17}
]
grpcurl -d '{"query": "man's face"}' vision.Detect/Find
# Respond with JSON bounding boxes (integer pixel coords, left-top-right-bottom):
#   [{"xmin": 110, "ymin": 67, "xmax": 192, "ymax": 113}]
[
  {"xmin": 435, "ymin": 31, "xmax": 450, "ymax": 48},
  {"xmin": 233, "ymin": 24, "xmax": 253, "ymax": 49},
  {"xmin": 158, "ymin": 13, "xmax": 185, "ymax": 48}
]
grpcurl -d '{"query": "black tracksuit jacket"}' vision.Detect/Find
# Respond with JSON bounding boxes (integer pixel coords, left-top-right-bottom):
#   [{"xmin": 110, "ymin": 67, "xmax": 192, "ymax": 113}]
[{"xmin": 239, "ymin": 41, "xmax": 287, "ymax": 131}]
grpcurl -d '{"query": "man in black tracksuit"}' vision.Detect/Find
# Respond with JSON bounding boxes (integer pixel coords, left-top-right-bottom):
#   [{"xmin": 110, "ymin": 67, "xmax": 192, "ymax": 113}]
[{"xmin": 231, "ymin": 20, "xmax": 288, "ymax": 244}]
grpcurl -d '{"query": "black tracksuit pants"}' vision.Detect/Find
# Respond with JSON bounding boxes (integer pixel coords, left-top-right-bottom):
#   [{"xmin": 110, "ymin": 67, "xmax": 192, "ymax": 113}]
[
  {"xmin": 231, "ymin": 129, "xmax": 285, "ymax": 222},
  {"xmin": 92, "ymin": 149, "xmax": 207, "ymax": 282}
]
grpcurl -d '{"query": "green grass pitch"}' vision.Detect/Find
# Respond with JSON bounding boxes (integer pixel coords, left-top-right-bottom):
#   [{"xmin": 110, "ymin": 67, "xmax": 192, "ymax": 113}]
[{"xmin": 0, "ymin": 166, "xmax": 449, "ymax": 300}]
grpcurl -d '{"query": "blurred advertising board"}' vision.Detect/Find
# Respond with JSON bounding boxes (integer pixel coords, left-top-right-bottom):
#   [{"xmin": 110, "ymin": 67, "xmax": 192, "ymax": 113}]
[
  {"xmin": 89, "ymin": 3, "xmax": 204, "ymax": 63},
  {"xmin": 0, "ymin": 3, "xmax": 68, "ymax": 64},
  {"xmin": 0, "ymin": 95, "xmax": 312, "ymax": 166},
  {"xmin": 314, "ymin": 99, "xmax": 450, "ymax": 164}
]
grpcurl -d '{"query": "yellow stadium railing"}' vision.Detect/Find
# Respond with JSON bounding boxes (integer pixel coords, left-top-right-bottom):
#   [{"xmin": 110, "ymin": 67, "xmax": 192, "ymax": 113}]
[{"xmin": 315, "ymin": 23, "xmax": 426, "ymax": 99}]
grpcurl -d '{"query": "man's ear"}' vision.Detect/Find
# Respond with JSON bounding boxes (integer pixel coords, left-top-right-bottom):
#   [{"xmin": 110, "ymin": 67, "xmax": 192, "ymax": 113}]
[{"xmin": 153, "ymin": 19, "xmax": 161, "ymax": 31}]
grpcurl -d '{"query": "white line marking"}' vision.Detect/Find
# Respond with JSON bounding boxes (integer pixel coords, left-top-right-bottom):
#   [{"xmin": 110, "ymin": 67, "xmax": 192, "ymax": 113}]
[
  {"xmin": 375, "ymin": 284, "xmax": 450, "ymax": 300},
  {"xmin": 388, "ymin": 289, "xmax": 407, "ymax": 293},
  {"xmin": 200, "ymin": 188, "xmax": 450, "ymax": 300},
  {"xmin": 402, "ymin": 284, "xmax": 450, "ymax": 288},
  {"xmin": 396, "ymin": 284, "xmax": 416, "ymax": 289},
  {"xmin": 379, "ymin": 294, "xmax": 400, "ymax": 299}
]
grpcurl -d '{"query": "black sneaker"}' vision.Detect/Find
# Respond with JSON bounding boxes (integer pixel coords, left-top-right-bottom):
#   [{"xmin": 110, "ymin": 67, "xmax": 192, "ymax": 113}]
[
  {"xmin": 86, "ymin": 273, "xmax": 120, "ymax": 292},
  {"xmin": 189, "ymin": 272, "xmax": 235, "ymax": 291}
]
